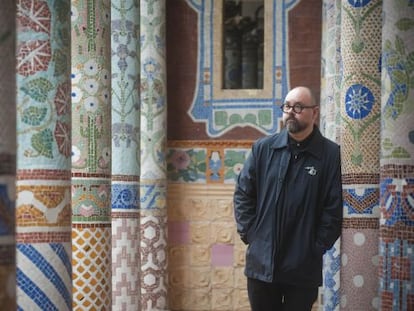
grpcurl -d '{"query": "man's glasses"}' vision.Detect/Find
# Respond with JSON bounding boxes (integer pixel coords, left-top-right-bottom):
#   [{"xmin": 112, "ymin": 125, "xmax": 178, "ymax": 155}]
[{"xmin": 280, "ymin": 102, "xmax": 318, "ymax": 114}]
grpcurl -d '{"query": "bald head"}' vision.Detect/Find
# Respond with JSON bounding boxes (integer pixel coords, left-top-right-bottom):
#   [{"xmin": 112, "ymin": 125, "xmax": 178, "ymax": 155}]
[{"xmin": 287, "ymin": 86, "xmax": 317, "ymax": 107}]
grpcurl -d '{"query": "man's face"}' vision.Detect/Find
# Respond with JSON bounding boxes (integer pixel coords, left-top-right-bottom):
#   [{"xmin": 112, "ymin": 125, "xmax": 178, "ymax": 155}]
[{"xmin": 282, "ymin": 88, "xmax": 318, "ymax": 135}]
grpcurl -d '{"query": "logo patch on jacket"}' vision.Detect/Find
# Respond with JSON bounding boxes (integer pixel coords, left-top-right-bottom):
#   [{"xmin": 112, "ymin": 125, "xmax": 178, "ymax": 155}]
[{"xmin": 305, "ymin": 166, "xmax": 317, "ymax": 176}]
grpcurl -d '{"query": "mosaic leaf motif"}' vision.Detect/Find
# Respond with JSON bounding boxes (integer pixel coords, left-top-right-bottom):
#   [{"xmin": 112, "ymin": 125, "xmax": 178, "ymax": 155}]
[
  {"xmin": 343, "ymin": 1, "xmax": 381, "ymax": 54},
  {"xmin": 53, "ymin": 49, "xmax": 69, "ymax": 77},
  {"xmin": 21, "ymin": 106, "xmax": 48, "ymax": 126},
  {"xmin": 18, "ymin": 0, "xmax": 51, "ymax": 33},
  {"xmin": 31, "ymin": 128, "xmax": 54, "ymax": 158},
  {"xmin": 54, "ymin": 82, "xmax": 70, "ymax": 116},
  {"xmin": 54, "ymin": 121, "xmax": 71, "ymax": 157},
  {"xmin": 17, "ymin": 40, "xmax": 52, "ymax": 77},
  {"xmin": 224, "ymin": 150, "xmax": 249, "ymax": 182},
  {"xmin": 395, "ymin": 18, "xmax": 414, "ymax": 31},
  {"xmin": 21, "ymin": 77, "xmax": 53, "ymax": 103},
  {"xmin": 16, "ymin": 0, "xmax": 53, "ymax": 77},
  {"xmin": 382, "ymin": 138, "xmax": 410, "ymax": 159},
  {"xmin": 382, "ymin": 36, "xmax": 411, "ymax": 120}
]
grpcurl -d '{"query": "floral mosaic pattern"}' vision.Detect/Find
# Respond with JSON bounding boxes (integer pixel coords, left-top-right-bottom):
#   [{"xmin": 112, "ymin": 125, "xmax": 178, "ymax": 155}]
[
  {"xmin": 15, "ymin": 1, "xmax": 72, "ymax": 310},
  {"xmin": 166, "ymin": 146, "xmax": 252, "ymax": 184},
  {"xmin": 111, "ymin": 0, "xmax": 140, "ymax": 176},
  {"xmin": 140, "ymin": 2, "xmax": 167, "ymax": 179},
  {"xmin": 345, "ymin": 84, "xmax": 374, "ymax": 119},
  {"xmin": 224, "ymin": 149, "xmax": 250, "ymax": 183},
  {"xmin": 71, "ymin": 0, "xmax": 111, "ymax": 175},
  {"xmin": 17, "ymin": 0, "xmax": 71, "ymax": 166},
  {"xmin": 139, "ymin": 1, "xmax": 168, "ymax": 309},
  {"xmin": 71, "ymin": 0, "xmax": 112, "ymax": 310},
  {"xmin": 381, "ymin": 10, "xmax": 414, "ymax": 162},
  {"xmin": 167, "ymin": 149, "xmax": 206, "ymax": 183}
]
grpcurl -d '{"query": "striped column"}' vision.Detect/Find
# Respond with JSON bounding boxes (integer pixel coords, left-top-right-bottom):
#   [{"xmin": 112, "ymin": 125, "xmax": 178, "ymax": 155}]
[
  {"xmin": 71, "ymin": 0, "xmax": 112, "ymax": 309},
  {"xmin": 379, "ymin": 2, "xmax": 414, "ymax": 310},
  {"xmin": 140, "ymin": 0, "xmax": 168, "ymax": 309},
  {"xmin": 0, "ymin": 0, "xmax": 16, "ymax": 308},
  {"xmin": 16, "ymin": 0, "xmax": 72, "ymax": 310},
  {"xmin": 320, "ymin": 1, "xmax": 342, "ymax": 310},
  {"xmin": 110, "ymin": 0, "xmax": 141, "ymax": 310},
  {"xmin": 339, "ymin": 0, "xmax": 382, "ymax": 309}
]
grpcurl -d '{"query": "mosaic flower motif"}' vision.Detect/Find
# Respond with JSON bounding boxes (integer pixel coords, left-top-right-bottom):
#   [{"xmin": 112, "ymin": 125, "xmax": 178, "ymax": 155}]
[
  {"xmin": 98, "ymin": 184, "xmax": 110, "ymax": 200},
  {"xmin": 99, "ymin": 147, "xmax": 111, "ymax": 167},
  {"xmin": 84, "ymin": 78, "xmax": 99, "ymax": 95},
  {"xmin": 71, "ymin": 86, "xmax": 83, "ymax": 104},
  {"xmin": 84, "ymin": 59, "xmax": 99, "ymax": 76},
  {"xmin": 224, "ymin": 150, "xmax": 250, "ymax": 183},
  {"xmin": 71, "ymin": 6, "xmax": 79, "ymax": 22},
  {"xmin": 100, "ymin": 88, "xmax": 111, "ymax": 105},
  {"xmin": 348, "ymin": 0, "xmax": 371, "ymax": 7},
  {"xmin": 71, "ymin": 70, "xmax": 82, "ymax": 84},
  {"xmin": 233, "ymin": 163, "xmax": 243, "ymax": 175},
  {"xmin": 115, "ymin": 44, "xmax": 137, "ymax": 72},
  {"xmin": 84, "ymin": 96, "xmax": 99, "ymax": 112},
  {"xmin": 101, "ymin": 69, "xmax": 111, "ymax": 86},
  {"xmin": 71, "ymin": 145, "xmax": 81, "ymax": 163},
  {"xmin": 167, "ymin": 149, "xmax": 206, "ymax": 183},
  {"xmin": 143, "ymin": 57, "xmax": 160, "ymax": 81},
  {"xmin": 171, "ymin": 150, "xmax": 191, "ymax": 170},
  {"xmin": 345, "ymin": 84, "xmax": 374, "ymax": 119}
]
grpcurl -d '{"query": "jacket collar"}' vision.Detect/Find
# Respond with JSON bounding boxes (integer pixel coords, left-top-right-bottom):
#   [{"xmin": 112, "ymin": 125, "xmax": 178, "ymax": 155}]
[{"xmin": 270, "ymin": 127, "xmax": 325, "ymax": 159}]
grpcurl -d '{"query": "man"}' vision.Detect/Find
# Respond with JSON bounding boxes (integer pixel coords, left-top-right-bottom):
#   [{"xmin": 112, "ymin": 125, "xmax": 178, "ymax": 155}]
[{"xmin": 234, "ymin": 86, "xmax": 343, "ymax": 310}]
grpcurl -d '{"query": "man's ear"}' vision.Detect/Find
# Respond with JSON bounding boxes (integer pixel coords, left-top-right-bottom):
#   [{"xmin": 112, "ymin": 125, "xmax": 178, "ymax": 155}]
[{"xmin": 313, "ymin": 106, "xmax": 320, "ymax": 121}]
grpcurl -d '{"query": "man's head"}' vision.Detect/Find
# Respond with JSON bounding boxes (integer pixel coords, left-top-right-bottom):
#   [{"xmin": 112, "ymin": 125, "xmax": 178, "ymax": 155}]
[{"xmin": 281, "ymin": 86, "xmax": 319, "ymax": 141}]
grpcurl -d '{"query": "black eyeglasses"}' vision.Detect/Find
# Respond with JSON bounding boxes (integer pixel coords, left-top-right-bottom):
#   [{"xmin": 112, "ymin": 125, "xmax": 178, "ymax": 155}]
[{"xmin": 280, "ymin": 102, "xmax": 318, "ymax": 114}]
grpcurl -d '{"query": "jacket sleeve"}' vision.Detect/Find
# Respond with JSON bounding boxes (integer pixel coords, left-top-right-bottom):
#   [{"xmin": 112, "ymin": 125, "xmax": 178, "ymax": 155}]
[
  {"xmin": 315, "ymin": 145, "xmax": 343, "ymax": 254},
  {"xmin": 233, "ymin": 146, "xmax": 258, "ymax": 244}
]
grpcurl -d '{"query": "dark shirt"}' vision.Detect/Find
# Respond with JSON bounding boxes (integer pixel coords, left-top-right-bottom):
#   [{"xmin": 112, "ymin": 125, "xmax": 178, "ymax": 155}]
[{"xmin": 274, "ymin": 130, "xmax": 316, "ymax": 279}]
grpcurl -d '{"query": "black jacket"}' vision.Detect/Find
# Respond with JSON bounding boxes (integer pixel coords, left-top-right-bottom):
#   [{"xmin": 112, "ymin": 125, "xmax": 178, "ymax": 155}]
[{"xmin": 234, "ymin": 127, "xmax": 343, "ymax": 286}]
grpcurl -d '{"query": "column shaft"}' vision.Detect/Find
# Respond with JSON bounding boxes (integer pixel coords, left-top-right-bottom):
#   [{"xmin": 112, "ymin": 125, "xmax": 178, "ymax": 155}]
[
  {"xmin": 339, "ymin": 0, "xmax": 382, "ymax": 309},
  {"xmin": 379, "ymin": 1, "xmax": 414, "ymax": 310},
  {"xmin": 71, "ymin": 0, "xmax": 112, "ymax": 309},
  {"xmin": 16, "ymin": 1, "xmax": 72, "ymax": 310},
  {"xmin": 111, "ymin": 0, "xmax": 141, "ymax": 309},
  {"xmin": 140, "ymin": 0, "xmax": 168, "ymax": 309}
]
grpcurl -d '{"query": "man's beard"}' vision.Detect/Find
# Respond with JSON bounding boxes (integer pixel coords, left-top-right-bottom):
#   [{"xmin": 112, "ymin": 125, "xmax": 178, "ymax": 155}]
[{"xmin": 284, "ymin": 117, "xmax": 306, "ymax": 133}]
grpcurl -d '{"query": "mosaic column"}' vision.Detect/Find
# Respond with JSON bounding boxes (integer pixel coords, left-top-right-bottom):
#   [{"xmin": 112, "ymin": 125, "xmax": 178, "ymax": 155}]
[
  {"xmin": 339, "ymin": 0, "xmax": 382, "ymax": 310},
  {"xmin": 379, "ymin": 2, "xmax": 414, "ymax": 310},
  {"xmin": 140, "ymin": 0, "xmax": 168, "ymax": 309},
  {"xmin": 320, "ymin": 1, "xmax": 342, "ymax": 310},
  {"xmin": 0, "ymin": 0, "xmax": 16, "ymax": 307},
  {"xmin": 15, "ymin": 0, "xmax": 72, "ymax": 309},
  {"xmin": 71, "ymin": 0, "xmax": 112, "ymax": 309},
  {"xmin": 111, "ymin": 0, "xmax": 141, "ymax": 310}
]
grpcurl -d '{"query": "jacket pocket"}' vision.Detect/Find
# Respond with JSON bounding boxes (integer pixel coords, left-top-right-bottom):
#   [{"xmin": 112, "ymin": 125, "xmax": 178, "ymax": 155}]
[{"xmin": 246, "ymin": 238, "xmax": 272, "ymax": 277}]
